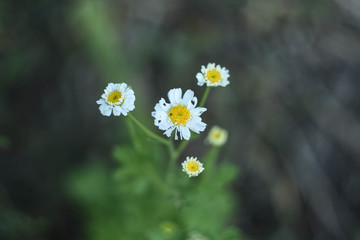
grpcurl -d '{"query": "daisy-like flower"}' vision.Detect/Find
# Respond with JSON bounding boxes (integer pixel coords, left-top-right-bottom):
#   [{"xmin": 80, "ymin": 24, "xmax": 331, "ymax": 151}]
[
  {"xmin": 196, "ymin": 63, "xmax": 230, "ymax": 87},
  {"xmin": 96, "ymin": 83, "xmax": 135, "ymax": 116},
  {"xmin": 182, "ymin": 157, "xmax": 204, "ymax": 177},
  {"xmin": 206, "ymin": 125, "xmax": 228, "ymax": 147},
  {"xmin": 152, "ymin": 88, "xmax": 207, "ymax": 140}
]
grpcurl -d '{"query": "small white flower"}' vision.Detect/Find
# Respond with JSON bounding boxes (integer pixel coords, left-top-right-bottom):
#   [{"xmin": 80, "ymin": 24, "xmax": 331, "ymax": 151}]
[
  {"xmin": 96, "ymin": 83, "xmax": 135, "ymax": 116},
  {"xmin": 182, "ymin": 157, "xmax": 204, "ymax": 177},
  {"xmin": 206, "ymin": 125, "xmax": 228, "ymax": 147},
  {"xmin": 152, "ymin": 88, "xmax": 207, "ymax": 140},
  {"xmin": 196, "ymin": 63, "xmax": 230, "ymax": 87}
]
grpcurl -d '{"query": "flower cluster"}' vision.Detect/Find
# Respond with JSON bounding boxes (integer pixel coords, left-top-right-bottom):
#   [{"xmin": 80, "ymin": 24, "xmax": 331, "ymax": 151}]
[{"xmin": 97, "ymin": 63, "xmax": 230, "ymax": 178}]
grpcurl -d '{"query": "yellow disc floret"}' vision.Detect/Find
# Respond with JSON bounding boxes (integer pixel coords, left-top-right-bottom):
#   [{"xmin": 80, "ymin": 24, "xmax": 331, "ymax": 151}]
[
  {"xmin": 206, "ymin": 70, "xmax": 221, "ymax": 83},
  {"xmin": 160, "ymin": 221, "xmax": 176, "ymax": 236},
  {"xmin": 107, "ymin": 90, "xmax": 122, "ymax": 104},
  {"xmin": 210, "ymin": 130, "xmax": 222, "ymax": 140},
  {"xmin": 186, "ymin": 161, "xmax": 199, "ymax": 172},
  {"xmin": 168, "ymin": 105, "xmax": 191, "ymax": 125}
]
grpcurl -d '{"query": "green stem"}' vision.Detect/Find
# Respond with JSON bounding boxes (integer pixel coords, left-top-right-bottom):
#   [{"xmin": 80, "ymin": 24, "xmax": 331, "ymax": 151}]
[
  {"xmin": 173, "ymin": 130, "xmax": 201, "ymax": 160},
  {"xmin": 166, "ymin": 135, "xmax": 200, "ymax": 186},
  {"xmin": 175, "ymin": 140, "xmax": 189, "ymax": 158},
  {"xmin": 205, "ymin": 147, "xmax": 220, "ymax": 174},
  {"xmin": 125, "ymin": 117, "xmax": 169, "ymax": 193},
  {"xmin": 166, "ymin": 138, "xmax": 177, "ymax": 186},
  {"xmin": 201, "ymin": 146, "xmax": 220, "ymax": 183},
  {"xmin": 199, "ymin": 87, "xmax": 211, "ymax": 107},
  {"xmin": 128, "ymin": 113, "xmax": 170, "ymax": 146},
  {"xmin": 125, "ymin": 118, "xmax": 142, "ymax": 152}
]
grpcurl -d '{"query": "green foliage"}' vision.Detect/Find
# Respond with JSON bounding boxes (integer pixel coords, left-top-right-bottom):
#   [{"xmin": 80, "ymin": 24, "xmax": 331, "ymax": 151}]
[
  {"xmin": 67, "ymin": 134, "xmax": 242, "ymax": 240},
  {"xmin": 178, "ymin": 162, "xmax": 240, "ymax": 240}
]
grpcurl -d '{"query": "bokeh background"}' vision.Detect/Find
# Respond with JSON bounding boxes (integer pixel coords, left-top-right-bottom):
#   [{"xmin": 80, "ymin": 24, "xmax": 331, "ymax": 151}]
[{"xmin": 1, "ymin": 0, "xmax": 360, "ymax": 239}]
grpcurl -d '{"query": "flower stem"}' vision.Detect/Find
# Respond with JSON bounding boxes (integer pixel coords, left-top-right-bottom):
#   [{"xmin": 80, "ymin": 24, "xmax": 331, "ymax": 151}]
[
  {"xmin": 199, "ymin": 87, "xmax": 211, "ymax": 107},
  {"xmin": 205, "ymin": 146, "xmax": 220, "ymax": 174},
  {"xmin": 125, "ymin": 118, "xmax": 142, "ymax": 152},
  {"xmin": 165, "ymin": 138, "xmax": 177, "ymax": 185},
  {"xmin": 201, "ymin": 146, "xmax": 220, "ymax": 183},
  {"xmin": 128, "ymin": 113, "xmax": 170, "ymax": 146},
  {"xmin": 175, "ymin": 140, "xmax": 189, "ymax": 158},
  {"xmin": 125, "ymin": 116, "xmax": 170, "ymax": 193}
]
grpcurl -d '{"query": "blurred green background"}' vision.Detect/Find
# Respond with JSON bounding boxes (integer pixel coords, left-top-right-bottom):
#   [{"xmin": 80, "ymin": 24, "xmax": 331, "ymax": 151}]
[{"xmin": 1, "ymin": 0, "xmax": 360, "ymax": 239}]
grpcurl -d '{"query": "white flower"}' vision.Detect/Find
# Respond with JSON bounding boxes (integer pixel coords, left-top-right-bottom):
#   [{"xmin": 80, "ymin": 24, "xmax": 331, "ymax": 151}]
[
  {"xmin": 152, "ymin": 88, "xmax": 207, "ymax": 140},
  {"xmin": 96, "ymin": 83, "xmax": 135, "ymax": 116},
  {"xmin": 182, "ymin": 157, "xmax": 204, "ymax": 177},
  {"xmin": 196, "ymin": 63, "xmax": 230, "ymax": 87},
  {"xmin": 206, "ymin": 125, "xmax": 228, "ymax": 147}
]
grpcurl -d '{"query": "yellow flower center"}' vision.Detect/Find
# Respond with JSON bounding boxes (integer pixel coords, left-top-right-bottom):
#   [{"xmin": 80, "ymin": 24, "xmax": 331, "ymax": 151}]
[
  {"xmin": 107, "ymin": 90, "xmax": 122, "ymax": 103},
  {"xmin": 211, "ymin": 131, "xmax": 221, "ymax": 139},
  {"xmin": 206, "ymin": 70, "xmax": 221, "ymax": 83},
  {"xmin": 160, "ymin": 221, "xmax": 175, "ymax": 235},
  {"xmin": 186, "ymin": 161, "xmax": 199, "ymax": 172},
  {"xmin": 168, "ymin": 105, "xmax": 191, "ymax": 125}
]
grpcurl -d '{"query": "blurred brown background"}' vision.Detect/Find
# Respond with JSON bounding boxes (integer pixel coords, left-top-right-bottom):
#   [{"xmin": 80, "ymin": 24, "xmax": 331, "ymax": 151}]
[{"xmin": 1, "ymin": 0, "xmax": 360, "ymax": 239}]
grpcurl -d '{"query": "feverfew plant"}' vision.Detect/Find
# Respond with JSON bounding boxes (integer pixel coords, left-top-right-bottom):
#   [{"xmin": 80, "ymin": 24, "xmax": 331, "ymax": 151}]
[{"xmin": 69, "ymin": 63, "xmax": 242, "ymax": 240}]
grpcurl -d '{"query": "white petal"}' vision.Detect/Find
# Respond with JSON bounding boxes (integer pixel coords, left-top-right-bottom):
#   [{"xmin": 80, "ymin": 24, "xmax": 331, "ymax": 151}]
[
  {"xmin": 125, "ymin": 89, "xmax": 135, "ymax": 98},
  {"xmin": 168, "ymin": 88, "xmax": 182, "ymax": 104},
  {"xmin": 120, "ymin": 83, "xmax": 127, "ymax": 91},
  {"xmin": 107, "ymin": 83, "xmax": 115, "ymax": 92},
  {"xmin": 114, "ymin": 83, "xmax": 121, "ymax": 90},
  {"xmin": 188, "ymin": 96, "xmax": 198, "ymax": 109},
  {"xmin": 164, "ymin": 126, "xmax": 175, "ymax": 137},
  {"xmin": 156, "ymin": 98, "xmax": 170, "ymax": 112},
  {"xmin": 196, "ymin": 72, "xmax": 204, "ymax": 81},
  {"xmin": 180, "ymin": 126, "xmax": 191, "ymax": 140},
  {"xmin": 151, "ymin": 111, "xmax": 157, "ymax": 118},
  {"xmin": 96, "ymin": 99, "xmax": 105, "ymax": 104},
  {"xmin": 123, "ymin": 99, "xmax": 135, "ymax": 111},
  {"xmin": 153, "ymin": 110, "xmax": 167, "ymax": 120},
  {"xmin": 174, "ymin": 128, "xmax": 179, "ymax": 140},
  {"xmin": 113, "ymin": 106, "xmax": 121, "ymax": 116},
  {"xmin": 128, "ymin": 103, "xmax": 135, "ymax": 111},
  {"xmin": 99, "ymin": 104, "xmax": 112, "ymax": 116},
  {"xmin": 158, "ymin": 121, "xmax": 171, "ymax": 130},
  {"xmin": 201, "ymin": 65, "xmax": 206, "ymax": 74},
  {"xmin": 182, "ymin": 89, "xmax": 194, "ymax": 106},
  {"xmin": 120, "ymin": 107, "xmax": 128, "ymax": 116},
  {"xmin": 221, "ymin": 80, "xmax": 230, "ymax": 87},
  {"xmin": 188, "ymin": 117, "xmax": 206, "ymax": 133},
  {"xmin": 192, "ymin": 107, "xmax": 207, "ymax": 116}
]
